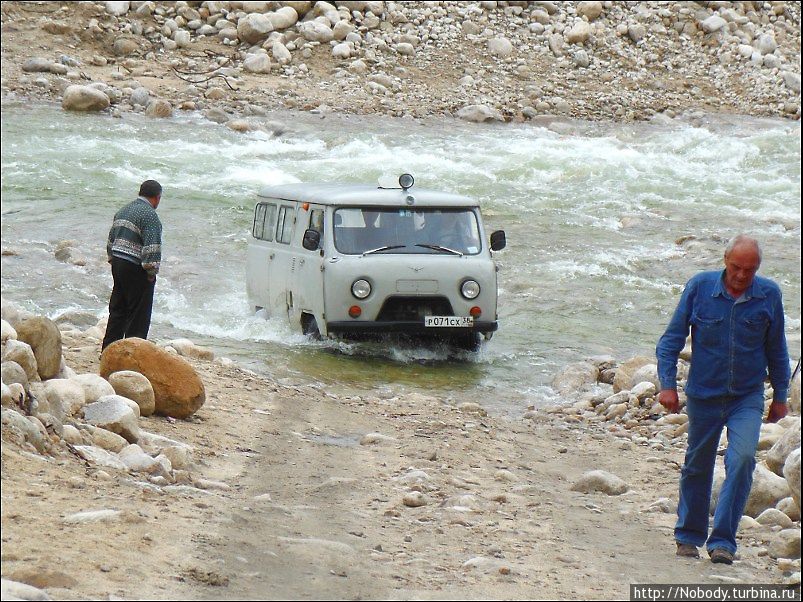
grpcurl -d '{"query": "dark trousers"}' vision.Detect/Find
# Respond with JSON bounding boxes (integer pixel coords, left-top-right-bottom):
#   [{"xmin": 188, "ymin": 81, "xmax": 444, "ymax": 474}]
[{"xmin": 102, "ymin": 257, "xmax": 155, "ymax": 350}]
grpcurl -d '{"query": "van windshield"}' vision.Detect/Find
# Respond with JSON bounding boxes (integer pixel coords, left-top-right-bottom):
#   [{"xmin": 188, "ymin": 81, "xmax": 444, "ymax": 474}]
[{"xmin": 333, "ymin": 208, "xmax": 481, "ymax": 255}]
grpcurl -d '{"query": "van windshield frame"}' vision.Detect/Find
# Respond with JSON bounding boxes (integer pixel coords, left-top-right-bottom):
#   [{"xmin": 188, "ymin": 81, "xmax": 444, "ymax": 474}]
[{"xmin": 333, "ymin": 207, "xmax": 482, "ymax": 256}]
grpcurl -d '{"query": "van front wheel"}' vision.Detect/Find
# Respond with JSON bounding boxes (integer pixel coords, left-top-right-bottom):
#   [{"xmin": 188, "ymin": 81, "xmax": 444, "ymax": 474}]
[
  {"xmin": 301, "ymin": 314, "xmax": 321, "ymax": 340},
  {"xmin": 454, "ymin": 332, "xmax": 482, "ymax": 352}
]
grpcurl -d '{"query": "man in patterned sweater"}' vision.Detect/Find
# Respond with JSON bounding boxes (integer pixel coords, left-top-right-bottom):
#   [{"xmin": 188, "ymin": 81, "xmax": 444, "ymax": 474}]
[{"xmin": 102, "ymin": 180, "xmax": 163, "ymax": 350}]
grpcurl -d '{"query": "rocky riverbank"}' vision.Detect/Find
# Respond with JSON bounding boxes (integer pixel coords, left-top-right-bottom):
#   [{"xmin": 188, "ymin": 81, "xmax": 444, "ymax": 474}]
[
  {"xmin": 2, "ymin": 296, "xmax": 801, "ymax": 600},
  {"xmin": 1, "ymin": 1, "xmax": 800, "ymax": 127}
]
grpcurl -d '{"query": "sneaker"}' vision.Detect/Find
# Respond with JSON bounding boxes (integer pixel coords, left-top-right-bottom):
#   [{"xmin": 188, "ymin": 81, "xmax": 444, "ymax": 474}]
[
  {"xmin": 676, "ymin": 543, "xmax": 699, "ymax": 558},
  {"xmin": 709, "ymin": 548, "xmax": 734, "ymax": 564}
]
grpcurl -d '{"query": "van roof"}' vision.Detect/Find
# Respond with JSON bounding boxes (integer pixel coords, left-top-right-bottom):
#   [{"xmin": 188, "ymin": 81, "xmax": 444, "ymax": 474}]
[{"xmin": 257, "ymin": 183, "xmax": 478, "ymax": 207}]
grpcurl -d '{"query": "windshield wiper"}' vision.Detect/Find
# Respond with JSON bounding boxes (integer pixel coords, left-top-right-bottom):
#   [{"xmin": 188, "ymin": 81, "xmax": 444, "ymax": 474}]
[
  {"xmin": 415, "ymin": 243, "xmax": 463, "ymax": 256},
  {"xmin": 362, "ymin": 245, "xmax": 407, "ymax": 256}
]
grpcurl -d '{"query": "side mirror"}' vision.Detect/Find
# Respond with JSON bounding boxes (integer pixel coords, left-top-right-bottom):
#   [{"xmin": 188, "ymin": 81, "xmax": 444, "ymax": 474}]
[
  {"xmin": 490, "ymin": 230, "xmax": 506, "ymax": 251},
  {"xmin": 302, "ymin": 228, "xmax": 321, "ymax": 251}
]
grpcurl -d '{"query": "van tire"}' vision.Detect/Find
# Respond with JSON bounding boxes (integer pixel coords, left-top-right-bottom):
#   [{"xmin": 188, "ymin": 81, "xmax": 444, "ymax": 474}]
[
  {"xmin": 455, "ymin": 332, "xmax": 482, "ymax": 352},
  {"xmin": 301, "ymin": 313, "xmax": 321, "ymax": 340}
]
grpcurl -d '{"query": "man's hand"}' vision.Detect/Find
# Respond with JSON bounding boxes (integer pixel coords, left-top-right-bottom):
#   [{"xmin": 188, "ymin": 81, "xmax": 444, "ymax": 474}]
[
  {"xmin": 658, "ymin": 389, "xmax": 680, "ymax": 414},
  {"xmin": 766, "ymin": 401, "xmax": 788, "ymax": 423}
]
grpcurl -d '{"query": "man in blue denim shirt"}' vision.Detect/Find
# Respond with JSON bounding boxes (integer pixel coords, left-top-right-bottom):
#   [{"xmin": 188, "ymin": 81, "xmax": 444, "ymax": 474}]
[{"xmin": 656, "ymin": 235, "xmax": 790, "ymax": 565}]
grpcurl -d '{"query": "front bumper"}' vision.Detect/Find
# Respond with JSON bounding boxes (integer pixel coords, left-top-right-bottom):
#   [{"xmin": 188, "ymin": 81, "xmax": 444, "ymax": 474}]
[{"xmin": 327, "ymin": 320, "xmax": 498, "ymax": 335}]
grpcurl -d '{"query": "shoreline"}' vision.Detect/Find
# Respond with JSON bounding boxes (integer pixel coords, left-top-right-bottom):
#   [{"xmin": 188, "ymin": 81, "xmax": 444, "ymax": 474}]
[
  {"xmin": 2, "ymin": 302, "xmax": 800, "ymax": 600},
  {"xmin": 1, "ymin": 2, "xmax": 800, "ymax": 128}
]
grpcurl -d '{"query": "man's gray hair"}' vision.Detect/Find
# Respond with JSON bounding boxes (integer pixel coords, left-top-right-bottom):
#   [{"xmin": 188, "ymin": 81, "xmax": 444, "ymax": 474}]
[{"xmin": 725, "ymin": 234, "xmax": 762, "ymax": 264}]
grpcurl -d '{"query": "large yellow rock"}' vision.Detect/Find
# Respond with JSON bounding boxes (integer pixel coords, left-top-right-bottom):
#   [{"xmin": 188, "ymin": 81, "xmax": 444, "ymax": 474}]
[{"xmin": 99, "ymin": 338, "xmax": 205, "ymax": 419}]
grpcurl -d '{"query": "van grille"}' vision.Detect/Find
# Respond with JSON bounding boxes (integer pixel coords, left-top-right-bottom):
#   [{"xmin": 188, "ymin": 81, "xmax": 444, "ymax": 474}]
[{"xmin": 376, "ymin": 296, "xmax": 454, "ymax": 321}]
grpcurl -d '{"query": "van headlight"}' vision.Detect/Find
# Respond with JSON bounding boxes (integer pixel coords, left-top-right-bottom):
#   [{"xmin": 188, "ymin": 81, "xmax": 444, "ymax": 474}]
[
  {"xmin": 461, "ymin": 280, "xmax": 480, "ymax": 299},
  {"xmin": 352, "ymin": 279, "xmax": 371, "ymax": 299}
]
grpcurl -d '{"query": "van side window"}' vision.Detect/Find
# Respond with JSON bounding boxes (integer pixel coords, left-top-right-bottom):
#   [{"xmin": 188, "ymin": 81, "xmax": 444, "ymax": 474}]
[
  {"xmin": 252, "ymin": 202, "xmax": 277, "ymax": 241},
  {"xmin": 276, "ymin": 205, "xmax": 295, "ymax": 244},
  {"xmin": 253, "ymin": 203, "xmax": 266, "ymax": 239}
]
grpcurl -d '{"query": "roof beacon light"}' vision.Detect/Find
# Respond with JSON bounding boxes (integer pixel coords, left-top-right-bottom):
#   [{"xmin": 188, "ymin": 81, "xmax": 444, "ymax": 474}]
[{"xmin": 399, "ymin": 173, "xmax": 414, "ymax": 190}]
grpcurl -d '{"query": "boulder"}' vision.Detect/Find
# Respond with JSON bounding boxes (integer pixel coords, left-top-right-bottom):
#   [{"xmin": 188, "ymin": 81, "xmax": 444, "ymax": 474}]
[
  {"xmin": 2, "ymin": 361, "xmax": 30, "ymax": 392},
  {"xmin": 107, "ymin": 370, "xmax": 156, "ymax": 416},
  {"xmin": 15, "ymin": 317, "xmax": 62, "ymax": 380},
  {"xmin": 565, "ymin": 21, "xmax": 591, "ymax": 45},
  {"xmin": 767, "ymin": 422, "xmax": 801, "ymax": 475},
  {"xmin": 22, "ymin": 58, "xmax": 54, "ymax": 73},
  {"xmin": 145, "ymin": 99, "xmax": 173, "ymax": 118},
  {"xmin": 130, "ymin": 87, "xmax": 151, "ymax": 107},
  {"xmin": 243, "ymin": 53, "xmax": 272, "ymax": 73},
  {"xmin": 62, "ymin": 85, "xmax": 111, "ymax": 112},
  {"xmin": 552, "ymin": 361, "xmax": 599, "ymax": 396},
  {"xmin": 100, "ymin": 338, "xmax": 205, "ymax": 419},
  {"xmin": 1, "ymin": 408, "xmax": 49, "ymax": 453},
  {"xmin": 1, "ymin": 579, "xmax": 52, "ymax": 601},
  {"xmin": 630, "ymin": 381, "xmax": 656, "ymax": 401},
  {"xmin": 272, "ymin": 42, "xmax": 292, "ymax": 65},
  {"xmin": 768, "ymin": 529, "xmax": 801, "ymax": 560},
  {"xmin": 6, "ymin": 382, "xmax": 24, "ymax": 409},
  {"xmin": 756, "ymin": 508, "xmax": 794, "ymax": 529},
  {"xmin": 783, "ymin": 448, "xmax": 801, "ymax": 511},
  {"xmin": 631, "ymin": 364, "xmax": 660, "ymax": 390},
  {"xmin": 267, "ymin": 6, "xmax": 298, "ymax": 30},
  {"xmin": 43, "ymin": 379, "xmax": 85, "ymax": 418},
  {"xmin": 113, "ymin": 38, "xmax": 138, "ymax": 56},
  {"xmin": 570, "ymin": 470, "xmax": 628, "ymax": 495},
  {"xmin": 80, "ymin": 424, "xmax": 128, "ymax": 453},
  {"xmin": 105, "ymin": 1, "xmax": 130, "ymax": 16},
  {"xmin": 488, "ymin": 36, "xmax": 513, "ymax": 57},
  {"xmin": 3, "ymin": 340, "xmax": 39, "ymax": 382},
  {"xmin": 1, "ymin": 319, "xmax": 17, "ymax": 343},
  {"xmin": 72, "ymin": 445, "xmax": 127, "ymax": 470},
  {"xmin": 237, "ymin": 13, "xmax": 274, "ymax": 45},
  {"xmin": 71, "ymin": 373, "xmax": 115, "ymax": 404},
  {"xmin": 577, "ymin": 1, "xmax": 603, "ymax": 21},
  {"xmin": 119, "ymin": 444, "xmax": 161, "ymax": 473},
  {"xmin": 777, "ymin": 497, "xmax": 800, "ymax": 522},
  {"xmin": 332, "ymin": 43, "xmax": 352, "ymax": 59},
  {"xmin": 299, "ymin": 21, "xmax": 334, "ymax": 43},
  {"xmin": 158, "ymin": 444, "xmax": 192, "ymax": 469},
  {"xmin": 612, "ymin": 356, "xmax": 654, "ymax": 393},
  {"xmin": 83, "ymin": 396, "xmax": 140, "ymax": 443},
  {"xmin": 456, "ymin": 104, "xmax": 503, "ymax": 123},
  {"xmin": 700, "ymin": 15, "xmax": 727, "ymax": 34}
]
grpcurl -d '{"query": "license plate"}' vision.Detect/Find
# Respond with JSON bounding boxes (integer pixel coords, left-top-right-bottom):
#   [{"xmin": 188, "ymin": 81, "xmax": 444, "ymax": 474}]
[{"xmin": 424, "ymin": 316, "xmax": 473, "ymax": 328}]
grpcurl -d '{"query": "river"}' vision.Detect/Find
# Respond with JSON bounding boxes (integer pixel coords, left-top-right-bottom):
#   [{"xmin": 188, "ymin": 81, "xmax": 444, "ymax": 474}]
[{"xmin": 1, "ymin": 101, "xmax": 800, "ymax": 414}]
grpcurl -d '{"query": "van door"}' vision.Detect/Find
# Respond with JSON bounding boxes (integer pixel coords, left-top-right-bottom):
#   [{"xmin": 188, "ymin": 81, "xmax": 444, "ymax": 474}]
[
  {"xmin": 270, "ymin": 202, "xmax": 298, "ymax": 318},
  {"xmin": 289, "ymin": 205, "xmax": 326, "ymax": 334},
  {"xmin": 246, "ymin": 200, "xmax": 278, "ymax": 314}
]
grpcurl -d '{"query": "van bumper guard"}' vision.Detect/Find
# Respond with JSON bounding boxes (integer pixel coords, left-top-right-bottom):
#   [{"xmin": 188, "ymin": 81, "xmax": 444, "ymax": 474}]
[{"xmin": 327, "ymin": 320, "xmax": 498, "ymax": 334}]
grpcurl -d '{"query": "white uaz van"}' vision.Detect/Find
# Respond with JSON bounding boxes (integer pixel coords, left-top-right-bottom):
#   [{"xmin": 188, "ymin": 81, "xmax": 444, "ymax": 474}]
[{"xmin": 246, "ymin": 175, "xmax": 506, "ymax": 350}]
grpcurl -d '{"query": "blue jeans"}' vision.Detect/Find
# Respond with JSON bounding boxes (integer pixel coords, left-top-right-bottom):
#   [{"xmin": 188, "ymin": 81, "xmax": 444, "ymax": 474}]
[{"xmin": 675, "ymin": 392, "xmax": 764, "ymax": 554}]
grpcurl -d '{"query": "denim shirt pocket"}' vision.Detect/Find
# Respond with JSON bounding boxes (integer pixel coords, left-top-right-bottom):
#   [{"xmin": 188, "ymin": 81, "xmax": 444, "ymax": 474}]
[
  {"xmin": 740, "ymin": 314, "xmax": 768, "ymax": 348},
  {"xmin": 691, "ymin": 312, "xmax": 724, "ymax": 347}
]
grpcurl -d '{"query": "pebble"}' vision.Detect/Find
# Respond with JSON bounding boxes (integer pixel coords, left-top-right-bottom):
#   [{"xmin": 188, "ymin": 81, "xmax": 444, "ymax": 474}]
[{"xmin": 402, "ymin": 491, "xmax": 427, "ymax": 507}]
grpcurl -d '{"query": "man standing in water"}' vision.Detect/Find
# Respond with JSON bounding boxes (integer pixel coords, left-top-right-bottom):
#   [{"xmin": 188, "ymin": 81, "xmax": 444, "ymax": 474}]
[
  {"xmin": 656, "ymin": 234, "xmax": 790, "ymax": 565},
  {"xmin": 102, "ymin": 180, "xmax": 163, "ymax": 350}
]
